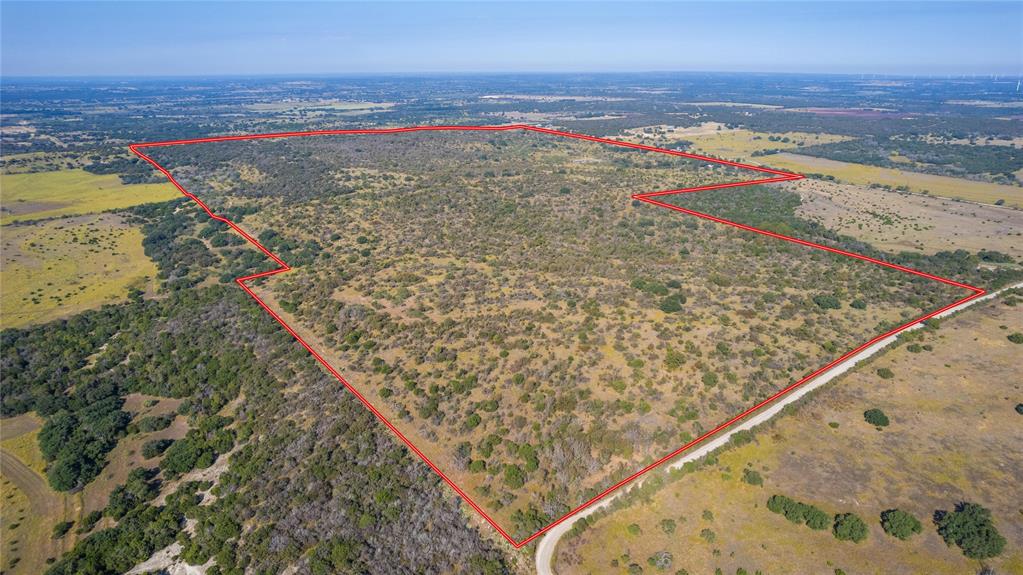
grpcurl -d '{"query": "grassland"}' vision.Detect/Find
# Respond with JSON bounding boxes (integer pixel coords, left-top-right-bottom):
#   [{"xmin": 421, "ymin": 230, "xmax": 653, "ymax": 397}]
[
  {"xmin": 1, "ymin": 213, "xmax": 158, "ymax": 328},
  {"xmin": 793, "ymin": 178, "xmax": 1023, "ymax": 259},
  {"xmin": 0, "ymin": 169, "xmax": 179, "ymax": 224},
  {"xmin": 622, "ymin": 126, "xmax": 1023, "ymax": 208},
  {"xmin": 148, "ymin": 129, "xmax": 966, "ymax": 538},
  {"xmin": 1, "ymin": 414, "xmax": 81, "ymax": 575},
  {"xmin": 555, "ymin": 296, "xmax": 1023, "ymax": 575},
  {"xmin": 766, "ymin": 152, "xmax": 1023, "ymax": 208}
]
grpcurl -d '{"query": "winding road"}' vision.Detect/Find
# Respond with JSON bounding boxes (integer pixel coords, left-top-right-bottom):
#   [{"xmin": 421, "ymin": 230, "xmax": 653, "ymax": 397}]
[{"xmin": 535, "ymin": 281, "xmax": 1021, "ymax": 575}]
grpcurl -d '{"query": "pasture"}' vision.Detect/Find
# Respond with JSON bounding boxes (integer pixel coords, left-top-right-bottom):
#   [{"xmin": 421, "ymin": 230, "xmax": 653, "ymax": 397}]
[{"xmin": 0, "ymin": 169, "xmax": 178, "ymax": 224}]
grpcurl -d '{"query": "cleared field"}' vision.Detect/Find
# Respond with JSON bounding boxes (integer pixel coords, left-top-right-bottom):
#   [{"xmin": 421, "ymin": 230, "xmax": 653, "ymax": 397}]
[
  {"xmin": 1, "ymin": 414, "xmax": 81, "ymax": 575},
  {"xmin": 0, "ymin": 169, "xmax": 179, "ymax": 224},
  {"xmin": 767, "ymin": 152, "xmax": 1022, "ymax": 208},
  {"xmin": 556, "ymin": 296, "xmax": 1023, "ymax": 575},
  {"xmin": 1, "ymin": 213, "xmax": 158, "ymax": 328},
  {"xmin": 791, "ymin": 178, "xmax": 1023, "ymax": 259}
]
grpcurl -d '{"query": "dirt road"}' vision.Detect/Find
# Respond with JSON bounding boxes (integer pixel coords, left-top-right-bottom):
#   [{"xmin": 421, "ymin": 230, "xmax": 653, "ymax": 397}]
[{"xmin": 535, "ymin": 281, "xmax": 1021, "ymax": 575}]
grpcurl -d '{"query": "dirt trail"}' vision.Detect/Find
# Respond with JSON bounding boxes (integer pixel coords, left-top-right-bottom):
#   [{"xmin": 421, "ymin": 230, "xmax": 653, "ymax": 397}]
[
  {"xmin": 1, "ymin": 449, "xmax": 76, "ymax": 574},
  {"xmin": 535, "ymin": 281, "xmax": 1022, "ymax": 575}
]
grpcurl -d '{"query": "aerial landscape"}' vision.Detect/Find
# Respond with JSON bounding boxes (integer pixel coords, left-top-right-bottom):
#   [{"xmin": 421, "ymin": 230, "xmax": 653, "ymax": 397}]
[{"xmin": 1, "ymin": 2, "xmax": 1020, "ymax": 575}]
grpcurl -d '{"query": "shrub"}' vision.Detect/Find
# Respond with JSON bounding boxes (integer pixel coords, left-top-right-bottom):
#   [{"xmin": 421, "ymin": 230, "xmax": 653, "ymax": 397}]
[
  {"xmin": 659, "ymin": 518, "xmax": 676, "ymax": 534},
  {"xmin": 768, "ymin": 494, "xmax": 829, "ymax": 530},
  {"xmin": 503, "ymin": 464, "xmax": 525, "ymax": 489},
  {"xmin": 805, "ymin": 507, "xmax": 831, "ymax": 530},
  {"xmin": 863, "ymin": 408, "xmax": 890, "ymax": 427},
  {"xmin": 52, "ymin": 520, "xmax": 74, "ymax": 539},
  {"xmin": 813, "ymin": 294, "xmax": 841, "ymax": 309},
  {"xmin": 137, "ymin": 413, "xmax": 174, "ymax": 433},
  {"xmin": 659, "ymin": 294, "xmax": 686, "ymax": 313},
  {"xmin": 647, "ymin": 551, "xmax": 673, "ymax": 570},
  {"xmin": 876, "ymin": 367, "xmax": 895, "ymax": 379},
  {"xmin": 701, "ymin": 372, "xmax": 718, "ymax": 388},
  {"xmin": 833, "ymin": 513, "xmax": 868, "ymax": 543},
  {"xmin": 1007, "ymin": 332, "xmax": 1023, "ymax": 344},
  {"xmin": 850, "ymin": 299, "xmax": 867, "ymax": 310},
  {"xmin": 76, "ymin": 510, "xmax": 102, "ymax": 534},
  {"xmin": 141, "ymin": 438, "xmax": 174, "ymax": 459},
  {"xmin": 741, "ymin": 469, "xmax": 763, "ymax": 487},
  {"xmin": 627, "ymin": 523, "xmax": 642, "ymax": 535},
  {"xmin": 880, "ymin": 509, "xmax": 922, "ymax": 540},
  {"xmin": 936, "ymin": 502, "xmax": 1006, "ymax": 559},
  {"xmin": 465, "ymin": 413, "xmax": 481, "ymax": 430}
]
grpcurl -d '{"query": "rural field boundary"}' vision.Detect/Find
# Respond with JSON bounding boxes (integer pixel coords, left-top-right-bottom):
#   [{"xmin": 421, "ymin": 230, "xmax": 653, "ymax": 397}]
[{"xmin": 129, "ymin": 125, "xmax": 985, "ymax": 548}]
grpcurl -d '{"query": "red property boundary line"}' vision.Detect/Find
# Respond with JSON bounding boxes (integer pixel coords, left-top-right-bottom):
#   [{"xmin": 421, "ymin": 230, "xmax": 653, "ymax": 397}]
[{"xmin": 129, "ymin": 124, "xmax": 985, "ymax": 548}]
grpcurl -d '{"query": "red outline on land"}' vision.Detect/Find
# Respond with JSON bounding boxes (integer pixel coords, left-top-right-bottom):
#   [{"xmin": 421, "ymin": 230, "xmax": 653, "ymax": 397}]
[{"xmin": 129, "ymin": 124, "xmax": 985, "ymax": 548}]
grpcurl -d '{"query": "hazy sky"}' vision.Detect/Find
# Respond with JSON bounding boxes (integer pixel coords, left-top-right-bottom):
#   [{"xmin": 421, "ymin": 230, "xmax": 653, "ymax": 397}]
[{"xmin": 2, "ymin": 1, "xmax": 1020, "ymax": 76}]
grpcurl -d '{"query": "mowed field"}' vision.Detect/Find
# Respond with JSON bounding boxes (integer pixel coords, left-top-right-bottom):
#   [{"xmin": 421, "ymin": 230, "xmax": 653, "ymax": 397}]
[
  {"xmin": 0, "ymin": 169, "xmax": 178, "ymax": 224},
  {"xmin": 555, "ymin": 296, "xmax": 1023, "ymax": 575},
  {"xmin": 1, "ymin": 414, "xmax": 82, "ymax": 575},
  {"xmin": 1, "ymin": 213, "xmax": 158, "ymax": 328}
]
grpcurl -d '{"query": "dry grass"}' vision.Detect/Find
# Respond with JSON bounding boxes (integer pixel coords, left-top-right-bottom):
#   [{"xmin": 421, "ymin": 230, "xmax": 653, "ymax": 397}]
[
  {"xmin": 0, "ymin": 169, "xmax": 178, "ymax": 224},
  {"xmin": 0, "ymin": 414, "xmax": 82, "ymax": 575},
  {"xmin": 1, "ymin": 213, "xmax": 158, "ymax": 328},
  {"xmin": 556, "ymin": 296, "xmax": 1023, "ymax": 575},
  {"xmin": 767, "ymin": 152, "xmax": 1022, "ymax": 208},
  {"xmin": 791, "ymin": 178, "xmax": 1023, "ymax": 259}
]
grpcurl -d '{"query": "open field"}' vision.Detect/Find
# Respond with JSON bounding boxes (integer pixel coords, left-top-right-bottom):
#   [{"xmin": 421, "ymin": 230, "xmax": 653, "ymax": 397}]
[
  {"xmin": 0, "ymin": 169, "xmax": 179, "ymax": 224},
  {"xmin": 766, "ymin": 152, "xmax": 1022, "ymax": 207},
  {"xmin": 1, "ymin": 414, "xmax": 81, "ymax": 575},
  {"xmin": 145, "ymin": 129, "xmax": 967, "ymax": 540},
  {"xmin": 555, "ymin": 296, "xmax": 1023, "ymax": 575},
  {"xmin": 790, "ymin": 178, "xmax": 1023, "ymax": 259},
  {"xmin": 619, "ymin": 126, "xmax": 1023, "ymax": 208},
  {"xmin": 1, "ymin": 213, "xmax": 158, "ymax": 328}
]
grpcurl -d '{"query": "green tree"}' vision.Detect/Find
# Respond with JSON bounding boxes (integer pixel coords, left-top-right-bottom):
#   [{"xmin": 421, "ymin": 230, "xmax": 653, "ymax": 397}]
[
  {"xmin": 863, "ymin": 408, "xmax": 890, "ymax": 427},
  {"xmin": 813, "ymin": 294, "xmax": 841, "ymax": 309},
  {"xmin": 741, "ymin": 468, "xmax": 763, "ymax": 487},
  {"xmin": 833, "ymin": 513, "xmax": 868, "ymax": 543},
  {"xmin": 503, "ymin": 464, "xmax": 525, "ymax": 489},
  {"xmin": 936, "ymin": 502, "xmax": 1006, "ymax": 559},
  {"xmin": 880, "ymin": 509, "xmax": 922, "ymax": 540}
]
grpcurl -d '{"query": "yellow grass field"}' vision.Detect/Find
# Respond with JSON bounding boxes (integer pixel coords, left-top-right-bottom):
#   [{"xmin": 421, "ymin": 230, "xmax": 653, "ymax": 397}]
[
  {"xmin": 685, "ymin": 128, "xmax": 851, "ymax": 157},
  {"xmin": 556, "ymin": 297, "xmax": 1023, "ymax": 575},
  {"xmin": 0, "ymin": 169, "xmax": 179, "ymax": 224},
  {"xmin": 1, "ymin": 414, "xmax": 81, "ymax": 575},
  {"xmin": 1, "ymin": 430, "xmax": 46, "ymax": 477},
  {"xmin": 1, "ymin": 213, "xmax": 158, "ymax": 328},
  {"xmin": 765, "ymin": 152, "xmax": 1023, "ymax": 208},
  {"xmin": 646, "ymin": 128, "xmax": 1023, "ymax": 208}
]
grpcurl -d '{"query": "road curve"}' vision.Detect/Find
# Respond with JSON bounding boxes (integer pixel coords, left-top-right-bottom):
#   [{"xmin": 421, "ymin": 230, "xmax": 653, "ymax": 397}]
[{"xmin": 535, "ymin": 281, "xmax": 1021, "ymax": 575}]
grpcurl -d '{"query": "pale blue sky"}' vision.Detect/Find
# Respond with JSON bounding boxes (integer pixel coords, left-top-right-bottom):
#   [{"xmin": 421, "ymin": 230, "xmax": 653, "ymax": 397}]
[{"xmin": 2, "ymin": 1, "xmax": 1020, "ymax": 76}]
